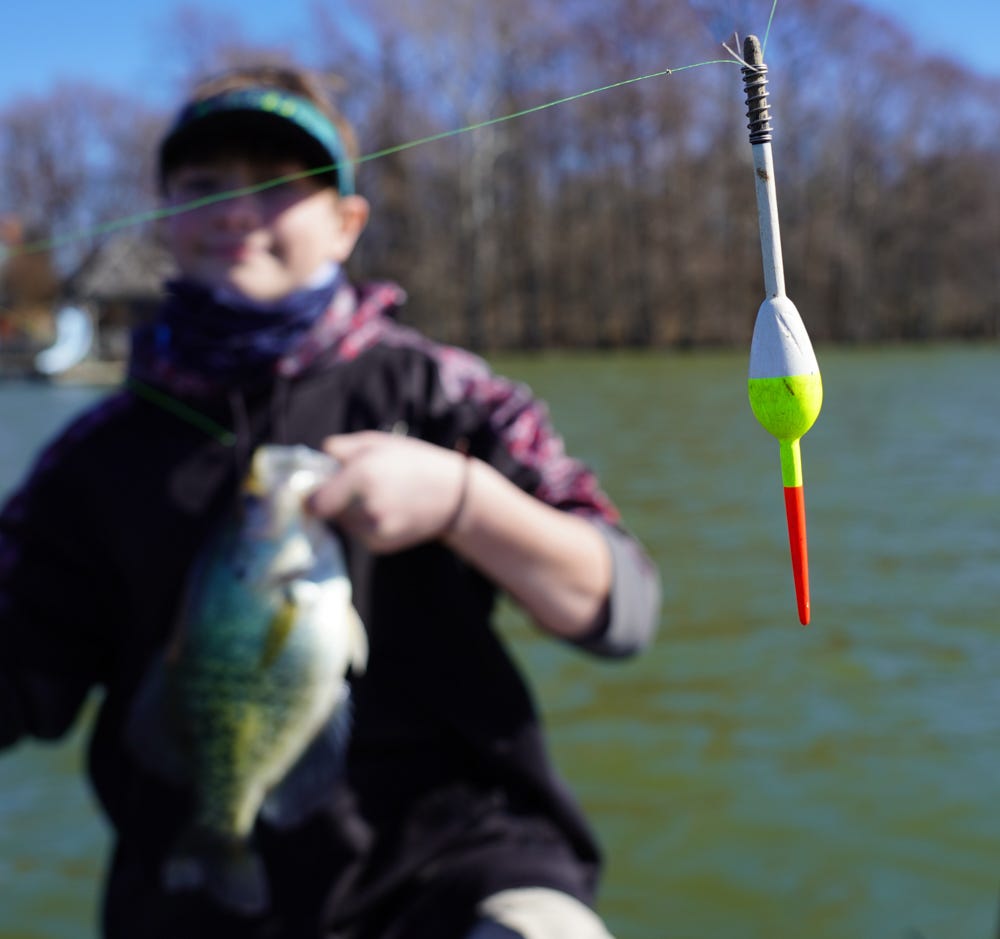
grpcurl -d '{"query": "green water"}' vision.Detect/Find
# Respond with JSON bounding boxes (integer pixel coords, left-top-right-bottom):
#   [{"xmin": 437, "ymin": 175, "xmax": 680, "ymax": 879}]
[{"xmin": 0, "ymin": 346, "xmax": 998, "ymax": 938}]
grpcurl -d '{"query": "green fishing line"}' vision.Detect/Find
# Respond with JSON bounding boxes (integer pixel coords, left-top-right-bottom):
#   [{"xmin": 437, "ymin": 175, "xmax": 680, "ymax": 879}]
[
  {"xmin": 13, "ymin": 0, "xmax": 785, "ymax": 443},
  {"xmin": 762, "ymin": 0, "xmax": 780, "ymax": 55},
  {"xmin": 126, "ymin": 377, "xmax": 238, "ymax": 446},
  {"xmin": 12, "ymin": 56, "xmax": 746, "ymax": 259}
]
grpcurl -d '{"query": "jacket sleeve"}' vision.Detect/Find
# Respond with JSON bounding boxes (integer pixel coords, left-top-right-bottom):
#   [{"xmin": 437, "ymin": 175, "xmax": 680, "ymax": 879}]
[
  {"xmin": 572, "ymin": 520, "xmax": 661, "ymax": 658},
  {"xmin": 425, "ymin": 345, "xmax": 662, "ymax": 658},
  {"xmin": 0, "ymin": 444, "xmax": 112, "ymax": 750}
]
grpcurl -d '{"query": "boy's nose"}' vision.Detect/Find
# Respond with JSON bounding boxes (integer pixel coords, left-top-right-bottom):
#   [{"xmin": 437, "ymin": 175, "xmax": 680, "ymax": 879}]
[{"xmin": 211, "ymin": 191, "xmax": 264, "ymax": 228}]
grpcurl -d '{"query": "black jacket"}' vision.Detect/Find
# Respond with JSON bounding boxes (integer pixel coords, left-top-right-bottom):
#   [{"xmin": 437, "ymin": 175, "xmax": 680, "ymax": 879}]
[{"xmin": 0, "ymin": 281, "xmax": 660, "ymax": 938}]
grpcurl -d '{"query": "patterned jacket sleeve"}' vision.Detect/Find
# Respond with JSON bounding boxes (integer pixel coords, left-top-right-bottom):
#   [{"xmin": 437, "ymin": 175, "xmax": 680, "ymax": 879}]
[{"xmin": 427, "ymin": 343, "xmax": 661, "ymax": 658}]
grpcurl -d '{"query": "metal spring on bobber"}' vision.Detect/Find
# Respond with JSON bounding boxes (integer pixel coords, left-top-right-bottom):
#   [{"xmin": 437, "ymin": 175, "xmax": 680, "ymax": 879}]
[{"xmin": 741, "ymin": 41, "xmax": 772, "ymax": 145}]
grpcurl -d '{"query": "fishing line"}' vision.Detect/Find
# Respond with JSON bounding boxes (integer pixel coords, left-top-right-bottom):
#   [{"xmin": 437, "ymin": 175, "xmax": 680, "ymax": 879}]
[
  {"xmin": 721, "ymin": 0, "xmax": 780, "ymax": 69},
  {"xmin": 16, "ymin": 1, "xmax": 784, "ymax": 444},
  {"xmin": 5, "ymin": 1, "xmax": 785, "ymax": 451},
  {"xmin": 10, "ymin": 57, "xmax": 745, "ymax": 260},
  {"xmin": 761, "ymin": 0, "xmax": 779, "ymax": 55},
  {"xmin": 126, "ymin": 376, "xmax": 237, "ymax": 446}
]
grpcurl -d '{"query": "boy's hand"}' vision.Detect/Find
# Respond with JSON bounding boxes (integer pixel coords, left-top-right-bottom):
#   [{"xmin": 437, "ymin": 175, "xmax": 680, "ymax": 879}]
[{"xmin": 307, "ymin": 432, "xmax": 467, "ymax": 553}]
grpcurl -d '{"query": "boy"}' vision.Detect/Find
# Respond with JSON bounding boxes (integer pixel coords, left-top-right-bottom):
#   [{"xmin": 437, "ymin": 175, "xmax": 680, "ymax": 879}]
[{"xmin": 0, "ymin": 65, "xmax": 660, "ymax": 938}]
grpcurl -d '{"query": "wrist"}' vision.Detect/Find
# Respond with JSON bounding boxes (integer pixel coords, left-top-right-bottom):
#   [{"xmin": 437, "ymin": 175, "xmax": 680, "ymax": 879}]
[{"xmin": 437, "ymin": 452, "xmax": 473, "ymax": 540}]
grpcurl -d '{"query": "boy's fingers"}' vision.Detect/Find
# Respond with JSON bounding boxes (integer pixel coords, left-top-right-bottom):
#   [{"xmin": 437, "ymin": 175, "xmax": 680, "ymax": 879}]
[
  {"xmin": 321, "ymin": 432, "xmax": 378, "ymax": 462},
  {"xmin": 306, "ymin": 468, "xmax": 358, "ymax": 518}
]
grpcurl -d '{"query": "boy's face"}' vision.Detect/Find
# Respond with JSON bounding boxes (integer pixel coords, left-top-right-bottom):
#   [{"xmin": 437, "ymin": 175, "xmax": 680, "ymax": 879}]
[{"xmin": 162, "ymin": 156, "xmax": 367, "ymax": 302}]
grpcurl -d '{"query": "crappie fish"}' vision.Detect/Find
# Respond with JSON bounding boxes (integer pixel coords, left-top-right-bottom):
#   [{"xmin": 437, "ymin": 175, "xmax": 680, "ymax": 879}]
[{"xmin": 127, "ymin": 444, "xmax": 367, "ymax": 915}]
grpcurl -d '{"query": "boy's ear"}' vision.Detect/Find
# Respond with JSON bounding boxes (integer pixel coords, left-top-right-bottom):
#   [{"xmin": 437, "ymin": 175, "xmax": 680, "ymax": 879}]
[{"xmin": 331, "ymin": 194, "xmax": 369, "ymax": 262}]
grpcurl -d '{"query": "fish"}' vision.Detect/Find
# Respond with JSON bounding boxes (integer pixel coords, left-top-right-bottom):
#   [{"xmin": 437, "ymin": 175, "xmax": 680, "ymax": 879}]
[{"xmin": 127, "ymin": 444, "xmax": 368, "ymax": 916}]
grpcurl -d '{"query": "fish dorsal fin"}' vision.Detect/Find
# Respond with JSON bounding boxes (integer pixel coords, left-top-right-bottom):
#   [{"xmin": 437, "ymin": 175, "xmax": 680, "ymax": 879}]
[{"xmin": 124, "ymin": 655, "xmax": 191, "ymax": 786}]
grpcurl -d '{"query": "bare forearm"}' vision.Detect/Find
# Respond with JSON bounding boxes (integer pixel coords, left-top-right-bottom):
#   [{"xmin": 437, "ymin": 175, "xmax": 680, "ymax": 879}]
[
  {"xmin": 310, "ymin": 434, "xmax": 619, "ymax": 641},
  {"xmin": 442, "ymin": 457, "xmax": 612, "ymax": 640}
]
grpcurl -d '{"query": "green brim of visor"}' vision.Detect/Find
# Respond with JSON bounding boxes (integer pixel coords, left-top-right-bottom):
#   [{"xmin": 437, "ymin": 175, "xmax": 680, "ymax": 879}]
[{"xmin": 158, "ymin": 87, "xmax": 355, "ymax": 196}]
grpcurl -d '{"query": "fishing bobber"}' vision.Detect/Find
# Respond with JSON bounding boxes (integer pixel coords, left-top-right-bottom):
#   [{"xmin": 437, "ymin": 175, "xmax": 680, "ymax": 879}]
[
  {"xmin": 748, "ymin": 297, "xmax": 822, "ymax": 625},
  {"xmin": 742, "ymin": 35, "xmax": 823, "ymax": 625}
]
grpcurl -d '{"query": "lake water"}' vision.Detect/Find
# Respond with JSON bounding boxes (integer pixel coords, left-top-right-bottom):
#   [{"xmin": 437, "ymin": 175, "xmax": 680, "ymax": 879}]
[{"xmin": 0, "ymin": 345, "xmax": 998, "ymax": 938}]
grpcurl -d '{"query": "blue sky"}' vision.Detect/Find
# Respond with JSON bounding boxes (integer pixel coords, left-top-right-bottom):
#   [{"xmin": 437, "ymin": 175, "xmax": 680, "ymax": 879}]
[
  {"xmin": 862, "ymin": 0, "xmax": 999, "ymax": 77},
  {"xmin": 0, "ymin": 0, "xmax": 996, "ymax": 109},
  {"xmin": 0, "ymin": 0, "xmax": 332, "ymax": 105}
]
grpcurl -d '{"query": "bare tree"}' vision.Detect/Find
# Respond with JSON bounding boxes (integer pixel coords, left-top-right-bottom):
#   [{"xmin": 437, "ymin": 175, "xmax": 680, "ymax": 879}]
[
  {"xmin": 4, "ymin": 0, "xmax": 997, "ymax": 347},
  {"xmin": 0, "ymin": 84, "xmax": 162, "ymax": 275}
]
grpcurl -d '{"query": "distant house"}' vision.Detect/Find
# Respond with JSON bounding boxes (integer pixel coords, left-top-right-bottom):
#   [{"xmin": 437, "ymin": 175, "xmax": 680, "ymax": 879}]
[
  {"xmin": 0, "ymin": 216, "xmax": 62, "ymax": 374},
  {"xmin": 1, "ymin": 222, "xmax": 176, "ymax": 380},
  {"xmin": 63, "ymin": 227, "xmax": 177, "ymax": 361}
]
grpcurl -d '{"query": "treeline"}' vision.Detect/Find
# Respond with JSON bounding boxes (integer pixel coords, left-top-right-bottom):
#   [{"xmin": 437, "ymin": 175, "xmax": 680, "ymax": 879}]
[{"xmin": 1, "ymin": 0, "xmax": 998, "ymax": 350}]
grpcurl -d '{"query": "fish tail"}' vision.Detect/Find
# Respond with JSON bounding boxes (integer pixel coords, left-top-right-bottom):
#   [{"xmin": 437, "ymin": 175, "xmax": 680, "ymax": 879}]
[{"xmin": 163, "ymin": 825, "xmax": 270, "ymax": 917}]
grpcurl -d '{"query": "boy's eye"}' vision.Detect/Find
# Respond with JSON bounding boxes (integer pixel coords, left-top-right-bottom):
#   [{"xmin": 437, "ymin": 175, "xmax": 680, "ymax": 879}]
[
  {"xmin": 170, "ymin": 173, "xmax": 229, "ymax": 202},
  {"xmin": 168, "ymin": 171, "xmax": 320, "ymax": 207}
]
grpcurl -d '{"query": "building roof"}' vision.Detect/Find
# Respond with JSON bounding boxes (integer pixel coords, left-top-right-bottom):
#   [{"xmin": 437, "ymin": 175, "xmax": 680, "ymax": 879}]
[{"xmin": 66, "ymin": 227, "xmax": 177, "ymax": 302}]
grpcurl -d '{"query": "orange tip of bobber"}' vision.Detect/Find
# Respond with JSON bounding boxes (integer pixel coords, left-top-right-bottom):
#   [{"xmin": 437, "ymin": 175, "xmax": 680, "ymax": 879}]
[
  {"xmin": 775, "ymin": 437, "xmax": 813, "ymax": 625},
  {"xmin": 783, "ymin": 484, "xmax": 810, "ymax": 625}
]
